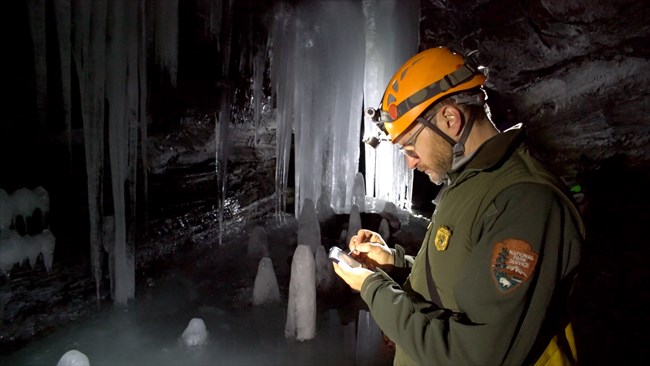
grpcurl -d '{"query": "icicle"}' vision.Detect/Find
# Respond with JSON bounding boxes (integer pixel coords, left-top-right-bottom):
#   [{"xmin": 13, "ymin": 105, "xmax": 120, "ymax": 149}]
[
  {"xmin": 26, "ymin": 0, "xmax": 47, "ymax": 129},
  {"xmin": 253, "ymin": 49, "xmax": 265, "ymax": 146},
  {"xmin": 269, "ymin": 4, "xmax": 296, "ymax": 216},
  {"xmin": 73, "ymin": 0, "xmax": 108, "ymax": 304},
  {"xmin": 154, "ymin": 0, "xmax": 178, "ymax": 87},
  {"xmin": 138, "ymin": 0, "xmax": 149, "ymax": 231},
  {"xmin": 220, "ymin": 0, "xmax": 234, "ymax": 77},
  {"xmin": 53, "ymin": 0, "xmax": 72, "ymax": 157},
  {"xmin": 107, "ymin": 0, "xmax": 134, "ymax": 305},
  {"xmin": 197, "ymin": 0, "xmax": 223, "ymax": 43},
  {"xmin": 215, "ymin": 92, "xmax": 232, "ymax": 246}
]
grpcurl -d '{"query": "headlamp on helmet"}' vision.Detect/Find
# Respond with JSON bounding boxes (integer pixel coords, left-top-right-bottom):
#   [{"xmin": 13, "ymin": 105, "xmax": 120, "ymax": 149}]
[{"xmin": 365, "ymin": 47, "xmax": 487, "ymax": 148}]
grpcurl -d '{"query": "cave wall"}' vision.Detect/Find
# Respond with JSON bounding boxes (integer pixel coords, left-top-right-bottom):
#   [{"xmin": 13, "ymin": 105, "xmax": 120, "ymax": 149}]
[{"xmin": 420, "ymin": 0, "xmax": 650, "ymax": 178}]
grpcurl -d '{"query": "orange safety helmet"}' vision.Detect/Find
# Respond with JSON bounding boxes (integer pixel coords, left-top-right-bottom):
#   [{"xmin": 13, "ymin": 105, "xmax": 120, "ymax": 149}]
[{"xmin": 376, "ymin": 47, "xmax": 486, "ymax": 142}]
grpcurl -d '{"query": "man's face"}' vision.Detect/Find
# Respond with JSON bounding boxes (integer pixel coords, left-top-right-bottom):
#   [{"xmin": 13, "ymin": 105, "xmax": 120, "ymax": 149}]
[{"xmin": 395, "ymin": 115, "xmax": 453, "ymax": 185}]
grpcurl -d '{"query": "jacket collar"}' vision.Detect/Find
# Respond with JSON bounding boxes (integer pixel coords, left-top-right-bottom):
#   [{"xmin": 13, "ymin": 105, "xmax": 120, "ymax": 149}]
[{"xmin": 446, "ymin": 123, "xmax": 525, "ymax": 183}]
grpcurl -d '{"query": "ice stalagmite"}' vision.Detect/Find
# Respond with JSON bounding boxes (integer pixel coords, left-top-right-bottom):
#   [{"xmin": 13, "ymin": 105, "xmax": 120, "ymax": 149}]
[
  {"xmin": 315, "ymin": 245, "xmax": 336, "ymax": 295},
  {"xmin": 253, "ymin": 257, "xmax": 280, "ymax": 306},
  {"xmin": 378, "ymin": 218, "xmax": 391, "ymax": 242},
  {"xmin": 316, "ymin": 191, "xmax": 336, "ymax": 225},
  {"xmin": 346, "ymin": 205, "xmax": 362, "ymax": 247},
  {"xmin": 56, "ymin": 349, "xmax": 90, "ymax": 366},
  {"xmin": 381, "ymin": 200, "xmax": 401, "ymax": 232},
  {"xmin": 247, "ymin": 226, "xmax": 270, "ymax": 259},
  {"xmin": 285, "ymin": 245, "xmax": 316, "ymax": 341},
  {"xmin": 181, "ymin": 318, "xmax": 209, "ymax": 347},
  {"xmin": 297, "ymin": 198, "xmax": 321, "ymax": 256}
]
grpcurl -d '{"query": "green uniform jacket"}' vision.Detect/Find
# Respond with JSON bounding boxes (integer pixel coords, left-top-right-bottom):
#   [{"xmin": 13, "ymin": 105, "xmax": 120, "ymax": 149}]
[{"xmin": 360, "ymin": 126, "xmax": 583, "ymax": 365}]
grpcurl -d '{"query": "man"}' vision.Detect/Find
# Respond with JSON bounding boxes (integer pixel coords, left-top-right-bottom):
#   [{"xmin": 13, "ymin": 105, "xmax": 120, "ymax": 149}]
[{"xmin": 333, "ymin": 47, "xmax": 584, "ymax": 365}]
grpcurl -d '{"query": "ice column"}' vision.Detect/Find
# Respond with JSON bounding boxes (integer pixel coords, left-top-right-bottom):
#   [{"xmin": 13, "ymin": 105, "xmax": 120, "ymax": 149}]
[
  {"xmin": 285, "ymin": 244, "xmax": 316, "ymax": 341},
  {"xmin": 362, "ymin": 0, "xmax": 420, "ymax": 208},
  {"xmin": 252, "ymin": 257, "xmax": 280, "ymax": 306},
  {"xmin": 297, "ymin": 198, "xmax": 321, "ymax": 256},
  {"xmin": 270, "ymin": 1, "xmax": 365, "ymax": 215}
]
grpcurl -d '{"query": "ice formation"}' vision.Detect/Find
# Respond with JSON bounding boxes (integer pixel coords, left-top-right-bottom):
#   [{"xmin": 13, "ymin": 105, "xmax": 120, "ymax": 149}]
[
  {"xmin": 285, "ymin": 245, "xmax": 316, "ymax": 341},
  {"xmin": 180, "ymin": 318, "xmax": 209, "ymax": 347},
  {"xmin": 346, "ymin": 205, "xmax": 362, "ymax": 246},
  {"xmin": 0, "ymin": 230, "xmax": 56, "ymax": 275},
  {"xmin": 56, "ymin": 349, "xmax": 90, "ymax": 366},
  {"xmin": 252, "ymin": 257, "xmax": 280, "ymax": 306},
  {"xmin": 351, "ymin": 172, "xmax": 366, "ymax": 212},
  {"xmin": 247, "ymin": 226, "xmax": 270, "ymax": 259},
  {"xmin": 0, "ymin": 186, "xmax": 50, "ymax": 237},
  {"xmin": 297, "ymin": 198, "xmax": 321, "ymax": 256},
  {"xmin": 316, "ymin": 191, "xmax": 336, "ymax": 224},
  {"xmin": 0, "ymin": 186, "xmax": 55, "ymax": 275},
  {"xmin": 378, "ymin": 218, "xmax": 391, "ymax": 242},
  {"xmin": 355, "ymin": 309, "xmax": 385, "ymax": 366},
  {"xmin": 315, "ymin": 245, "xmax": 336, "ymax": 295}
]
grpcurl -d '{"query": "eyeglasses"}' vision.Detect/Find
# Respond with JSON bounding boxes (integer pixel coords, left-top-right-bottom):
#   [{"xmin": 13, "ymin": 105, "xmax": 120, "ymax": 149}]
[{"xmin": 396, "ymin": 124, "xmax": 425, "ymax": 157}]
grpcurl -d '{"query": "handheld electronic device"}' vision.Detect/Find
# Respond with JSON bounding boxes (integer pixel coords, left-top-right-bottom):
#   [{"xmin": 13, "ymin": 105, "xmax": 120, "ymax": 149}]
[{"xmin": 328, "ymin": 246, "xmax": 362, "ymax": 268}]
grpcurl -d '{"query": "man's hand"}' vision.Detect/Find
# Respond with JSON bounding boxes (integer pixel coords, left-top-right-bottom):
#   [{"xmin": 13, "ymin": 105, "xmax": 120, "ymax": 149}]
[
  {"xmin": 349, "ymin": 229, "xmax": 394, "ymax": 270},
  {"xmin": 332, "ymin": 261, "xmax": 374, "ymax": 292}
]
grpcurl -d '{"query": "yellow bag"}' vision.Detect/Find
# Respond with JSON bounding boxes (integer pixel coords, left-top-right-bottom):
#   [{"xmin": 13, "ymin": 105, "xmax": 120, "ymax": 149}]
[{"xmin": 534, "ymin": 323, "xmax": 577, "ymax": 366}]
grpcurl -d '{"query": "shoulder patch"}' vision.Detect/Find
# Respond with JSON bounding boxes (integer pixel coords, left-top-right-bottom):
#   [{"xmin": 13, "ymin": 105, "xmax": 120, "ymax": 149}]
[{"xmin": 491, "ymin": 239, "xmax": 538, "ymax": 293}]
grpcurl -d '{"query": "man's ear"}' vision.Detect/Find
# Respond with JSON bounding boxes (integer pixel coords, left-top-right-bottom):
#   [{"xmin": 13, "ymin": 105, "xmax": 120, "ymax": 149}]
[{"xmin": 439, "ymin": 105, "xmax": 464, "ymax": 137}]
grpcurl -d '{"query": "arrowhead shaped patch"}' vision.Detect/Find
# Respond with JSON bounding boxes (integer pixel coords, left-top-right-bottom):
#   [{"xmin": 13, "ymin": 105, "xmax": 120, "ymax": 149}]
[{"xmin": 491, "ymin": 239, "xmax": 538, "ymax": 293}]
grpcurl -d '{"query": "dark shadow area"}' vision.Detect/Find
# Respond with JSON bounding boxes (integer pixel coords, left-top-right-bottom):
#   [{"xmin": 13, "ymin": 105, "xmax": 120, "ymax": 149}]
[{"xmin": 569, "ymin": 155, "xmax": 650, "ymax": 364}]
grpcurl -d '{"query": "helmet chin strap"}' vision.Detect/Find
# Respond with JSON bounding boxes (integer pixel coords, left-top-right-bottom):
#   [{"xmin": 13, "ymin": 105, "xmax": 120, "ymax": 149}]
[{"xmin": 416, "ymin": 108, "xmax": 477, "ymax": 165}]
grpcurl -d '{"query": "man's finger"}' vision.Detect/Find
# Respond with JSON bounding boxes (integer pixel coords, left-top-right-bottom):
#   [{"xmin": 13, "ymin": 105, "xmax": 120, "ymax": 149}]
[{"xmin": 352, "ymin": 241, "xmax": 373, "ymax": 253}]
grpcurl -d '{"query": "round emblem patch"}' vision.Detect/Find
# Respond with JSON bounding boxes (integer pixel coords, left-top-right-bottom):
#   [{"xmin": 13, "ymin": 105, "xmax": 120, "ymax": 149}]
[{"xmin": 491, "ymin": 239, "xmax": 538, "ymax": 293}]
